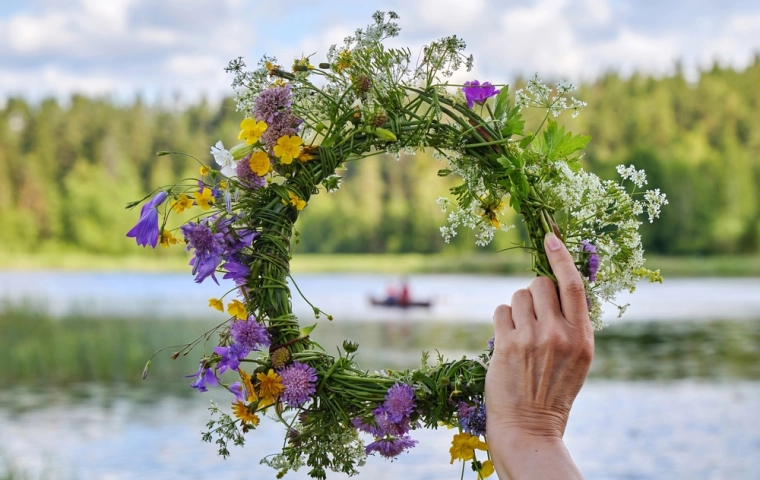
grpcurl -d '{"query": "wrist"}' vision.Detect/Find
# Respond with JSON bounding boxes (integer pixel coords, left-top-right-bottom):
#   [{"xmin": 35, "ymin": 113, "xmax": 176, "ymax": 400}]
[{"xmin": 488, "ymin": 429, "xmax": 582, "ymax": 480}]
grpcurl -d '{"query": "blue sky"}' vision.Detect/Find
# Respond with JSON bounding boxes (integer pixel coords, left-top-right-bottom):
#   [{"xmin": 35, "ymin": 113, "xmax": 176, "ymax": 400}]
[{"xmin": 1, "ymin": 0, "xmax": 759, "ymax": 103}]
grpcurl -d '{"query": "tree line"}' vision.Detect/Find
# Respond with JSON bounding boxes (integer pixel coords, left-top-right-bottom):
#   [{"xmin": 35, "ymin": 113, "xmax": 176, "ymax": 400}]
[{"xmin": 0, "ymin": 58, "xmax": 758, "ymax": 256}]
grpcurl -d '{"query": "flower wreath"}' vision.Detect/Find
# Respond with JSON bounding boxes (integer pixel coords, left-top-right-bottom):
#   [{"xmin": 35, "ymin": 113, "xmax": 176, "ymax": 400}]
[{"xmin": 129, "ymin": 12, "xmax": 666, "ymax": 479}]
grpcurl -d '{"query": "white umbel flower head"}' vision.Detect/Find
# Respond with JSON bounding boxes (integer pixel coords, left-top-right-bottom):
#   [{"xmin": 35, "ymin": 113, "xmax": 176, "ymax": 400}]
[{"xmin": 210, "ymin": 141, "xmax": 236, "ymax": 177}]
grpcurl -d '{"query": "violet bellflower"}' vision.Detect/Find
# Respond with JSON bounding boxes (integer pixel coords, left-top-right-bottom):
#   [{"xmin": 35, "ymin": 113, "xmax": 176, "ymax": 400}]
[
  {"xmin": 213, "ymin": 343, "xmax": 250, "ymax": 374},
  {"xmin": 186, "ymin": 361, "xmax": 218, "ymax": 392},
  {"xmin": 461, "ymin": 80, "xmax": 500, "ymax": 109},
  {"xmin": 126, "ymin": 191, "xmax": 167, "ymax": 248}
]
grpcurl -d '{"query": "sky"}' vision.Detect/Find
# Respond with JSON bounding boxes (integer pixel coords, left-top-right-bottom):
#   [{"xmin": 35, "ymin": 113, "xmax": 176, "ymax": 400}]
[{"xmin": 1, "ymin": 0, "xmax": 759, "ymax": 104}]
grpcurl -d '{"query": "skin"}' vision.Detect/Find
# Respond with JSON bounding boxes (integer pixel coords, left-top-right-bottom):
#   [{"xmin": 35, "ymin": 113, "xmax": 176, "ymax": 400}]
[{"xmin": 486, "ymin": 233, "xmax": 595, "ymax": 480}]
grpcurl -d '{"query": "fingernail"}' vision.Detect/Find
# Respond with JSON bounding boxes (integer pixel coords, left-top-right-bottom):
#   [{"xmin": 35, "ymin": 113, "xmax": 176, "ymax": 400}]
[{"xmin": 545, "ymin": 233, "xmax": 562, "ymax": 251}]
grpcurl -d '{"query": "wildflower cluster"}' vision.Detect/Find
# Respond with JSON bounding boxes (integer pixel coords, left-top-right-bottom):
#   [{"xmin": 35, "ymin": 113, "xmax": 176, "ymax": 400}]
[{"xmin": 128, "ymin": 11, "xmax": 664, "ymax": 479}]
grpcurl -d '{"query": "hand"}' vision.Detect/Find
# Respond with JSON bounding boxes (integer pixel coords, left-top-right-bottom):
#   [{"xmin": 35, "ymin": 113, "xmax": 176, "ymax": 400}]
[{"xmin": 485, "ymin": 233, "xmax": 594, "ymax": 479}]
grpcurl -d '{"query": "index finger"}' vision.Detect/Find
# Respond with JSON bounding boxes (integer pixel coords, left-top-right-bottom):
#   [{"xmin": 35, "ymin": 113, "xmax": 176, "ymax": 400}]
[{"xmin": 544, "ymin": 233, "xmax": 589, "ymax": 326}]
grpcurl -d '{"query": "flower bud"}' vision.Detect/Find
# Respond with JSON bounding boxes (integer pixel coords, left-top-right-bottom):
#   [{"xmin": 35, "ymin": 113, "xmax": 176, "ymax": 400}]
[
  {"xmin": 318, "ymin": 63, "xmax": 330, "ymax": 69},
  {"xmin": 271, "ymin": 347, "xmax": 291, "ymax": 369},
  {"xmin": 373, "ymin": 128, "xmax": 397, "ymax": 142},
  {"xmin": 342, "ymin": 340, "xmax": 359, "ymax": 353},
  {"xmin": 230, "ymin": 143, "xmax": 255, "ymax": 160}
]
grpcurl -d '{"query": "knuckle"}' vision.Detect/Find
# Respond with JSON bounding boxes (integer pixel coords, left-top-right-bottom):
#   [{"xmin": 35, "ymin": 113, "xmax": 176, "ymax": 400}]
[{"xmin": 562, "ymin": 279, "xmax": 586, "ymax": 296}]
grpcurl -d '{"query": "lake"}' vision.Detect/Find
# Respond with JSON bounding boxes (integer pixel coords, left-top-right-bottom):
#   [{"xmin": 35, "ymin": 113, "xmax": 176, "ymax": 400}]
[{"xmin": 1, "ymin": 272, "xmax": 759, "ymax": 479}]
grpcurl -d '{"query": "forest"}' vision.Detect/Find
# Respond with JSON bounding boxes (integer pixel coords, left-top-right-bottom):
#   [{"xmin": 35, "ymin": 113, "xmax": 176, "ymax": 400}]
[{"xmin": 0, "ymin": 58, "xmax": 758, "ymax": 257}]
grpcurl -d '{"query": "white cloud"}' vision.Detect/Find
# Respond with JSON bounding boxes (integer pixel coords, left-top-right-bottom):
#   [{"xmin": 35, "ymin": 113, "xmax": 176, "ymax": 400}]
[{"xmin": 0, "ymin": 0, "xmax": 759, "ymax": 102}]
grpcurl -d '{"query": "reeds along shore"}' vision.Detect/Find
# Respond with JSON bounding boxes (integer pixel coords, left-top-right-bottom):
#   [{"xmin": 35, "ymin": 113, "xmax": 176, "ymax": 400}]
[{"xmin": 1, "ymin": 311, "xmax": 759, "ymax": 388}]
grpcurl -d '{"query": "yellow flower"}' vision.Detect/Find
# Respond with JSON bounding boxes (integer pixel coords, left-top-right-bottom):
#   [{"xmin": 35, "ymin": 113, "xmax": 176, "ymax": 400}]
[
  {"xmin": 256, "ymin": 369, "xmax": 284, "ymax": 405},
  {"xmin": 232, "ymin": 401, "xmax": 260, "ymax": 426},
  {"xmin": 239, "ymin": 368, "xmax": 257, "ymax": 402},
  {"xmin": 218, "ymin": 180, "xmax": 227, "ymax": 190},
  {"xmin": 160, "ymin": 230, "xmax": 179, "ymax": 248},
  {"xmin": 249, "ymin": 151, "xmax": 272, "ymax": 176},
  {"xmin": 281, "ymin": 191, "xmax": 306, "ymax": 211},
  {"xmin": 194, "ymin": 188, "xmax": 215, "ymax": 211},
  {"xmin": 208, "ymin": 298, "xmax": 224, "ymax": 312},
  {"xmin": 227, "ymin": 299, "xmax": 247, "ymax": 320},
  {"xmin": 171, "ymin": 194, "xmax": 193, "ymax": 214},
  {"xmin": 273, "ymin": 135, "xmax": 303, "ymax": 164},
  {"xmin": 479, "ymin": 460, "xmax": 494, "ymax": 479},
  {"xmin": 297, "ymin": 146, "xmax": 317, "ymax": 163},
  {"xmin": 199, "ymin": 165, "xmax": 210, "ymax": 175},
  {"xmin": 238, "ymin": 118, "xmax": 268, "ymax": 145},
  {"xmin": 449, "ymin": 433, "xmax": 488, "ymax": 464}
]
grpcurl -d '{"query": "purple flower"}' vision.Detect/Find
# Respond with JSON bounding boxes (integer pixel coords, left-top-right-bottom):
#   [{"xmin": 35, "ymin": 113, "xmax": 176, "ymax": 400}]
[
  {"xmin": 126, "ymin": 191, "xmax": 167, "ymax": 248},
  {"xmin": 252, "ymin": 84, "xmax": 303, "ymax": 151},
  {"xmin": 373, "ymin": 407, "xmax": 413, "ymax": 436},
  {"xmin": 222, "ymin": 259, "xmax": 251, "ymax": 284},
  {"xmin": 460, "ymin": 402, "xmax": 486, "ymax": 437},
  {"xmin": 487, "ymin": 335, "xmax": 494, "ymax": 351},
  {"xmin": 186, "ymin": 362, "xmax": 217, "ymax": 392},
  {"xmin": 235, "ymin": 157, "xmax": 267, "ymax": 189},
  {"xmin": 581, "ymin": 240, "xmax": 600, "ymax": 282},
  {"xmin": 229, "ymin": 382, "xmax": 246, "ymax": 403},
  {"xmin": 352, "ymin": 417, "xmax": 383, "ymax": 437},
  {"xmin": 213, "ymin": 343, "xmax": 250, "ymax": 374},
  {"xmin": 462, "ymin": 80, "xmax": 500, "ymax": 108},
  {"xmin": 278, "ymin": 361, "xmax": 317, "ymax": 407},
  {"xmin": 365, "ymin": 435, "xmax": 417, "ymax": 459},
  {"xmin": 382, "ymin": 383, "xmax": 416, "ymax": 423},
  {"xmin": 230, "ymin": 317, "xmax": 271, "ymax": 351},
  {"xmin": 181, "ymin": 220, "xmax": 225, "ymax": 284}
]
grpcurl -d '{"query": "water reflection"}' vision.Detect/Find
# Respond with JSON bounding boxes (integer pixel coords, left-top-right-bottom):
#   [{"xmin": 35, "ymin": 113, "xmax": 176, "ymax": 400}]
[{"xmin": 2, "ymin": 314, "xmax": 760, "ymax": 479}]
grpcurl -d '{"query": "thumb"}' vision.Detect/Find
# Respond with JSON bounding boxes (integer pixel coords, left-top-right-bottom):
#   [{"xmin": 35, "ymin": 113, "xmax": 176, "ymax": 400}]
[{"xmin": 544, "ymin": 233, "xmax": 588, "ymax": 325}]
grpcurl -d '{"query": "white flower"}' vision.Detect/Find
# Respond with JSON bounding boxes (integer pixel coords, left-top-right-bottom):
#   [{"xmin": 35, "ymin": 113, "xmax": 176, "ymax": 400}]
[{"xmin": 210, "ymin": 141, "xmax": 236, "ymax": 177}]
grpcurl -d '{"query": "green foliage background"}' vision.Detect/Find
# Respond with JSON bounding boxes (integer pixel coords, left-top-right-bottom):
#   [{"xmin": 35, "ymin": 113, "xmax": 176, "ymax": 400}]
[{"xmin": 1, "ymin": 59, "xmax": 758, "ymax": 256}]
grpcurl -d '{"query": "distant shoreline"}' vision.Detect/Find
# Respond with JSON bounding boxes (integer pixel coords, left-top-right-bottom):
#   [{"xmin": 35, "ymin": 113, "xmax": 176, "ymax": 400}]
[{"xmin": 1, "ymin": 252, "xmax": 758, "ymax": 277}]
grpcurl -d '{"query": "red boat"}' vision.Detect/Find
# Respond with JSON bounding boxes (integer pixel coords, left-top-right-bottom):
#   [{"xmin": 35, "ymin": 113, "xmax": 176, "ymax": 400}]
[{"xmin": 370, "ymin": 297, "xmax": 432, "ymax": 308}]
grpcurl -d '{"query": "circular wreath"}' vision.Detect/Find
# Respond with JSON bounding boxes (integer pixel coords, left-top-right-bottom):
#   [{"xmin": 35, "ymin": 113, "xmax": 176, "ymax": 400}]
[{"xmin": 129, "ymin": 12, "xmax": 666, "ymax": 479}]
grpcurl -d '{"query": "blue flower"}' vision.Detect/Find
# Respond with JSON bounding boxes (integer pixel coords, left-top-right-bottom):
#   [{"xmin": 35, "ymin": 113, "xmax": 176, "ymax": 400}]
[
  {"xmin": 186, "ymin": 361, "xmax": 218, "ymax": 392},
  {"xmin": 213, "ymin": 343, "xmax": 250, "ymax": 374},
  {"xmin": 126, "ymin": 191, "xmax": 167, "ymax": 248}
]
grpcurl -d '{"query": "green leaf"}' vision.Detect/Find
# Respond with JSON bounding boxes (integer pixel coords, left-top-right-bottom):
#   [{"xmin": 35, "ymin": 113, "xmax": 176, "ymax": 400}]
[
  {"xmin": 519, "ymin": 134, "xmax": 534, "ymax": 148},
  {"xmin": 299, "ymin": 323, "xmax": 318, "ymax": 338},
  {"xmin": 492, "ymin": 85, "xmax": 510, "ymax": 120},
  {"xmin": 500, "ymin": 106, "xmax": 525, "ymax": 137},
  {"xmin": 537, "ymin": 119, "xmax": 591, "ymax": 160}
]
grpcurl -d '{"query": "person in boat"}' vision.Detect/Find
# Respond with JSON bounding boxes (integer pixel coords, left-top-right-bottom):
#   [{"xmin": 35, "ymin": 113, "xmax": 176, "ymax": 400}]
[{"xmin": 399, "ymin": 278, "xmax": 410, "ymax": 306}]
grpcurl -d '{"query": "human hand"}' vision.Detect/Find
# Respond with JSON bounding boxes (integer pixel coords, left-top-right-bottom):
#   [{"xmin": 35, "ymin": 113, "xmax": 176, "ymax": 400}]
[{"xmin": 485, "ymin": 233, "xmax": 594, "ymax": 479}]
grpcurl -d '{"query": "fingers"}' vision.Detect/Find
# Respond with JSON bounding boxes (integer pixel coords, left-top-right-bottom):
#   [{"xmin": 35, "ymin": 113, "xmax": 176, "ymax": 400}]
[
  {"xmin": 492, "ymin": 304, "xmax": 514, "ymax": 346},
  {"xmin": 511, "ymin": 289, "xmax": 536, "ymax": 329},
  {"xmin": 544, "ymin": 233, "xmax": 589, "ymax": 326},
  {"xmin": 528, "ymin": 276, "xmax": 561, "ymax": 322}
]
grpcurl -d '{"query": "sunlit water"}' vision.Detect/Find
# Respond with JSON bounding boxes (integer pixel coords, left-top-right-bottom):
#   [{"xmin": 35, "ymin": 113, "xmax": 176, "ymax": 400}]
[
  {"xmin": 2, "ymin": 272, "xmax": 760, "ymax": 323},
  {"xmin": 1, "ymin": 272, "xmax": 760, "ymax": 479}
]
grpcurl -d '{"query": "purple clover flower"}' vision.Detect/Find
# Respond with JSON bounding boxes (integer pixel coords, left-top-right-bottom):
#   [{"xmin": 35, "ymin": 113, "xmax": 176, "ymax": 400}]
[
  {"xmin": 581, "ymin": 240, "xmax": 600, "ymax": 282},
  {"xmin": 462, "ymin": 80, "xmax": 500, "ymax": 109},
  {"xmin": 382, "ymin": 383, "xmax": 416, "ymax": 423},
  {"xmin": 213, "ymin": 343, "xmax": 250, "ymax": 374},
  {"xmin": 186, "ymin": 362, "xmax": 217, "ymax": 392},
  {"xmin": 365, "ymin": 435, "xmax": 418, "ymax": 459},
  {"xmin": 181, "ymin": 220, "xmax": 225, "ymax": 284},
  {"xmin": 126, "ymin": 191, "xmax": 167, "ymax": 248},
  {"xmin": 252, "ymin": 84, "xmax": 303, "ymax": 151},
  {"xmin": 230, "ymin": 317, "xmax": 271, "ymax": 352},
  {"xmin": 278, "ymin": 361, "xmax": 317, "ymax": 407}
]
